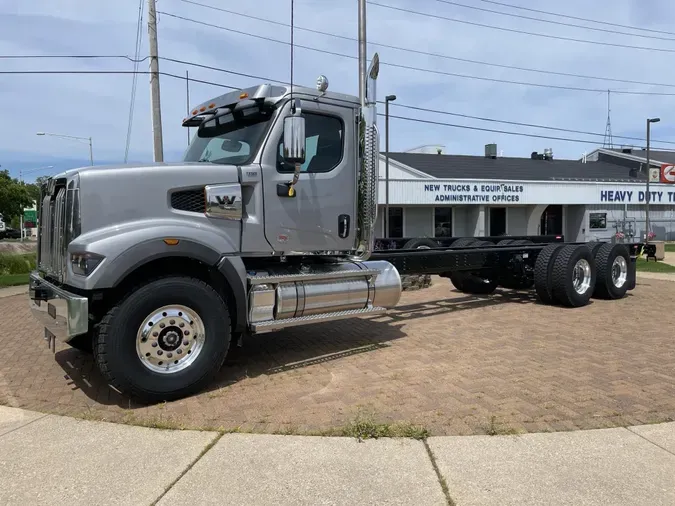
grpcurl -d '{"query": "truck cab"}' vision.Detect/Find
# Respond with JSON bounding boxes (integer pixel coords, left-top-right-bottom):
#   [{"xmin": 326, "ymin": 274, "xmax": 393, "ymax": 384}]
[{"xmin": 180, "ymin": 82, "xmax": 361, "ymax": 256}]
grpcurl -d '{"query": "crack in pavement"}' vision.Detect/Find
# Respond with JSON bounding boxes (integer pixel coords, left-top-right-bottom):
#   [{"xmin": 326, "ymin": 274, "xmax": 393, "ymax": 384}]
[{"xmin": 149, "ymin": 431, "xmax": 224, "ymax": 506}]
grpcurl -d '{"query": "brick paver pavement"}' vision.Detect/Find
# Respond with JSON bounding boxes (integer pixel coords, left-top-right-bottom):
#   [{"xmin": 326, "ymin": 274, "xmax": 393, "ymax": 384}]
[{"xmin": 1, "ymin": 276, "xmax": 674, "ymax": 436}]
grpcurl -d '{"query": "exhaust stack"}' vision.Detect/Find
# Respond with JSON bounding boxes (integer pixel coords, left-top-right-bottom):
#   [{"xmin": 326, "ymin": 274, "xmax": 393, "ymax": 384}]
[{"xmin": 352, "ymin": 53, "xmax": 380, "ymax": 261}]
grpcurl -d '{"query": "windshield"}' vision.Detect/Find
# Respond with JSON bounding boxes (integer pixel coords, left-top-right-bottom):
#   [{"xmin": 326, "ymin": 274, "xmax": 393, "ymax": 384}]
[{"xmin": 182, "ymin": 104, "xmax": 275, "ymax": 165}]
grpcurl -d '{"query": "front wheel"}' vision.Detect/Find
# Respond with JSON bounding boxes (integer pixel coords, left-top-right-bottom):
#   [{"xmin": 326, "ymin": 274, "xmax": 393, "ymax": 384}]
[{"xmin": 94, "ymin": 276, "xmax": 231, "ymax": 403}]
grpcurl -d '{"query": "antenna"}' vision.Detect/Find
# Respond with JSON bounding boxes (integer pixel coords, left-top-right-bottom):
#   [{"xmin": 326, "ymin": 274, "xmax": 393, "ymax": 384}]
[
  {"xmin": 603, "ymin": 90, "xmax": 613, "ymax": 148},
  {"xmin": 289, "ymin": 0, "xmax": 295, "ymax": 112}
]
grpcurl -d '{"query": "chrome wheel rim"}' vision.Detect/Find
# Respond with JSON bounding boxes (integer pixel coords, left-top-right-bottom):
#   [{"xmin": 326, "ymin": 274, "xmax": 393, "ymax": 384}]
[
  {"xmin": 136, "ymin": 305, "xmax": 206, "ymax": 374},
  {"xmin": 573, "ymin": 258, "xmax": 592, "ymax": 295},
  {"xmin": 611, "ymin": 256, "xmax": 628, "ymax": 288}
]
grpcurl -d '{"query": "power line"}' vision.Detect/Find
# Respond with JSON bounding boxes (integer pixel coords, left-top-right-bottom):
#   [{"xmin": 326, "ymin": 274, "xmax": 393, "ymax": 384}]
[
  {"xmin": 161, "ymin": 56, "xmax": 286, "ymax": 84},
  {"xmin": 124, "ymin": 0, "xmax": 145, "ymax": 163},
  {"xmin": 390, "ymin": 102, "xmax": 675, "ymax": 146},
  {"xmin": 477, "ymin": 0, "xmax": 675, "ymax": 37},
  {"xmin": 4, "ymin": 55, "xmax": 672, "ymax": 146},
  {"xmin": 164, "ymin": 0, "xmax": 675, "ymax": 90},
  {"xmin": 5, "ymin": 68, "xmax": 668, "ymax": 149},
  {"xmin": 0, "ymin": 54, "xmax": 284, "ymax": 83},
  {"xmin": 432, "ymin": 0, "xmax": 675, "ymax": 42},
  {"xmin": 157, "ymin": 54, "xmax": 675, "ymax": 146},
  {"xmin": 156, "ymin": 11, "xmax": 675, "ymax": 97},
  {"xmin": 368, "ymin": 1, "xmax": 675, "ymax": 54},
  {"xmin": 0, "ymin": 69, "xmax": 239, "ymax": 89},
  {"xmin": 384, "ymin": 113, "xmax": 625, "ymax": 146},
  {"xmin": 6, "ymin": 17, "xmax": 675, "ymax": 91},
  {"xmin": 0, "ymin": 54, "xmax": 149, "ymax": 62}
]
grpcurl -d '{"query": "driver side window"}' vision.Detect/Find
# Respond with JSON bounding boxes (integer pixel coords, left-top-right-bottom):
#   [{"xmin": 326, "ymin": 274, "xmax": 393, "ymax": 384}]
[{"xmin": 277, "ymin": 112, "xmax": 344, "ymax": 173}]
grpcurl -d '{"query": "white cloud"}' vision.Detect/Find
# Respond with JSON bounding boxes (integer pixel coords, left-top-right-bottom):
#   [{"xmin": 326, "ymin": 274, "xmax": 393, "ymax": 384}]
[{"xmin": 2, "ymin": 0, "xmax": 675, "ymax": 178}]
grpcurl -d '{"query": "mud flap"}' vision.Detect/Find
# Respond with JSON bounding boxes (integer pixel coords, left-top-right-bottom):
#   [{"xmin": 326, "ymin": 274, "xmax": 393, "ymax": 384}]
[{"xmin": 627, "ymin": 256, "xmax": 637, "ymax": 291}]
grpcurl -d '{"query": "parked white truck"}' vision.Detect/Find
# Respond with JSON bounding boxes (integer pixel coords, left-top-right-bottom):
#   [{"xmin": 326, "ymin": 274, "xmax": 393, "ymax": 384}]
[{"xmin": 28, "ymin": 54, "xmax": 648, "ymax": 403}]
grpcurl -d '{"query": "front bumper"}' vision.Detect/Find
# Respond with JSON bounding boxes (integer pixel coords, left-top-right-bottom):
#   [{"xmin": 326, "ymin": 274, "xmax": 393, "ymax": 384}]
[{"xmin": 28, "ymin": 271, "xmax": 89, "ymax": 343}]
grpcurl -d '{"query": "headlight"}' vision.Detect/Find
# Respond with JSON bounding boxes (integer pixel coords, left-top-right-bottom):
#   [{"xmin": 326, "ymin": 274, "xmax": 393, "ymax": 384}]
[{"xmin": 71, "ymin": 252, "xmax": 104, "ymax": 276}]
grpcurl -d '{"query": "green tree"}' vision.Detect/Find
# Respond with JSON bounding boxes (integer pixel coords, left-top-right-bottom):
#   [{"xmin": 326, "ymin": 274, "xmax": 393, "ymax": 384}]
[
  {"xmin": 0, "ymin": 170, "xmax": 33, "ymax": 221},
  {"xmin": 24, "ymin": 182, "xmax": 41, "ymax": 205}
]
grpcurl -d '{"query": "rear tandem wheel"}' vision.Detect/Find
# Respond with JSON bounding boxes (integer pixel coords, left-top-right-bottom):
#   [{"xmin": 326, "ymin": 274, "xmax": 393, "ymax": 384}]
[
  {"xmin": 550, "ymin": 244, "xmax": 597, "ymax": 307},
  {"xmin": 592, "ymin": 243, "xmax": 631, "ymax": 300}
]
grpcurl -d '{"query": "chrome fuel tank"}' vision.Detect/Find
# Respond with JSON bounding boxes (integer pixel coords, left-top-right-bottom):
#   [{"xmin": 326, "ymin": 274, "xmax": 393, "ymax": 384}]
[{"xmin": 247, "ymin": 260, "xmax": 401, "ymax": 333}]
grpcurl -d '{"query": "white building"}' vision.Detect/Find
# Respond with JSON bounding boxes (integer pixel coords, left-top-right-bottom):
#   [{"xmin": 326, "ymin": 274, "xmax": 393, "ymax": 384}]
[{"xmin": 376, "ymin": 145, "xmax": 675, "ymax": 243}]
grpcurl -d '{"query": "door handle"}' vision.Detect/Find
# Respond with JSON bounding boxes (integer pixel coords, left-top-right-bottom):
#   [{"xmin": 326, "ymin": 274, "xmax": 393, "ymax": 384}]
[{"xmin": 338, "ymin": 214, "xmax": 350, "ymax": 238}]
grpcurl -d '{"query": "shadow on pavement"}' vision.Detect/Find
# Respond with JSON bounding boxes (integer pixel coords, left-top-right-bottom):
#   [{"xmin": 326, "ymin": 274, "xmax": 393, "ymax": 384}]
[{"xmin": 53, "ymin": 288, "xmax": 538, "ymax": 408}]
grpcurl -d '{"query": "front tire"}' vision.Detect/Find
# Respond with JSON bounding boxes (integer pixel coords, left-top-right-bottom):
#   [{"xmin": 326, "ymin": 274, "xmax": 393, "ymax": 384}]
[{"xmin": 94, "ymin": 276, "xmax": 231, "ymax": 403}]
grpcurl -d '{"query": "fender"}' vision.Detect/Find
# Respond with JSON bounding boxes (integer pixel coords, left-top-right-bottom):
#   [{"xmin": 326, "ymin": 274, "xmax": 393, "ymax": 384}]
[
  {"xmin": 65, "ymin": 219, "xmax": 248, "ymax": 332},
  {"xmin": 90, "ymin": 239, "xmax": 247, "ymax": 334},
  {"xmin": 94, "ymin": 237, "xmax": 223, "ymax": 289}
]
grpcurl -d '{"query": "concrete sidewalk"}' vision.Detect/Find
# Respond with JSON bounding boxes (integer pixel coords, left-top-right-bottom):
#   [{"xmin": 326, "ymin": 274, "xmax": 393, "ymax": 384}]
[
  {"xmin": 0, "ymin": 285, "xmax": 28, "ymax": 299},
  {"xmin": 1, "ymin": 406, "xmax": 674, "ymax": 505}
]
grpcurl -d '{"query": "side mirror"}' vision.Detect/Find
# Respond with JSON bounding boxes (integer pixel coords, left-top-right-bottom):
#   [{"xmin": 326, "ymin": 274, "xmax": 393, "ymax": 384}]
[{"xmin": 282, "ymin": 100, "xmax": 306, "ymax": 165}]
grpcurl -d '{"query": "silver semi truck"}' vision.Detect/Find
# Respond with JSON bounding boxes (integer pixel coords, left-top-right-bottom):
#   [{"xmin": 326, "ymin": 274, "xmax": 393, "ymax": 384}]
[{"xmin": 28, "ymin": 55, "xmax": 650, "ymax": 403}]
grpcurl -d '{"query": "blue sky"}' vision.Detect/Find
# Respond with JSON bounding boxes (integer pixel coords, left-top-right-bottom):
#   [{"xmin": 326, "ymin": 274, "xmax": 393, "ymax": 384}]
[{"xmin": 2, "ymin": 0, "xmax": 675, "ymax": 181}]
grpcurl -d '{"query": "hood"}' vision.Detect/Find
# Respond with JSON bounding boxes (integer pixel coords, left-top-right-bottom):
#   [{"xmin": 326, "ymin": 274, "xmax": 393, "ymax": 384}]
[
  {"xmin": 71, "ymin": 162, "xmax": 243, "ymax": 232},
  {"xmin": 53, "ymin": 161, "xmax": 210, "ymax": 180}
]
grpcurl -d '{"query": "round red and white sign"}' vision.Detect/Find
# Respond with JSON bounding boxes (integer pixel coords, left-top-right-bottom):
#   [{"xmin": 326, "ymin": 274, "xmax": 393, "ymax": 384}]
[{"xmin": 661, "ymin": 164, "xmax": 675, "ymax": 183}]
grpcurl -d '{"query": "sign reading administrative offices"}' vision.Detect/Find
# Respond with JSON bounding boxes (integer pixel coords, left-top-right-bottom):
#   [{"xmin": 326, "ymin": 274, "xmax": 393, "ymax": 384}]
[{"xmin": 424, "ymin": 183, "xmax": 524, "ymax": 203}]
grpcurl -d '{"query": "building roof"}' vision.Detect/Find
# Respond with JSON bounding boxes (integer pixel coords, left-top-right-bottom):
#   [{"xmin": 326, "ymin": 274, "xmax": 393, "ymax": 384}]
[
  {"xmin": 386, "ymin": 152, "xmax": 647, "ymax": 183},
  {"xmin": 605, "ymin": 148, "xmax": 675, "ymax": 165}
]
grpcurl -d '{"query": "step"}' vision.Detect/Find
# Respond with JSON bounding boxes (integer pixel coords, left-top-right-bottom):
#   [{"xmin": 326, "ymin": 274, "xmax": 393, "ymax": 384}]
[
  {"xmin": 250, "ymin": 306, "xmax": 388, "ymax": 333},
  {"xmin": 248, "ymin": 268, "xmax": 381, "ymax": 285}
]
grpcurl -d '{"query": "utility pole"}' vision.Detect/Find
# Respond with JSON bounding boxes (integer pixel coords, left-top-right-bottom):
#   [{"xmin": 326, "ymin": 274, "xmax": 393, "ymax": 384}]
[
  {"xmin": 645, "ymin": 117, "xmax": 660, "ymax": 243},
  {"xmin": 358, "ymin": 0, "xmax": 367, "ymax": 105},
  {"xmin": 186, "ymin": 70, "xmax": 191, "ymax": 146},
  {"xmin": 384, "ymin": 95, "xmax": 396, "ymax": 238},
  {"xmin": 88, "ymin": 137, "xmax": 94, "ymax": 166},
  {"xmin": 148, "ymin": 0, "xmax": 164, "ymax": 162}
]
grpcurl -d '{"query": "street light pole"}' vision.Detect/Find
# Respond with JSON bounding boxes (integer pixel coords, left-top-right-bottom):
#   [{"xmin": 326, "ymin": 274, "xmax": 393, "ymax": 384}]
[
  {"xmin": 384, "ymin": 95, "xmax": 396, "ymax": 238},
  {"xmin": 36, "ymin": 132, "xmax": 94, "ymax": 166},
  {"xmin": 645, "ymin": 117, "xmax": 660, "ymax": 244}
]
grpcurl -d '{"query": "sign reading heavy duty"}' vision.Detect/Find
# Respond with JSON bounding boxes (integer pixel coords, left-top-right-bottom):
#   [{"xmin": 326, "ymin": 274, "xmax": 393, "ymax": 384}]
[{"xmin": 26, "ymin": 2, "xmax": 654, "ymax": 403}]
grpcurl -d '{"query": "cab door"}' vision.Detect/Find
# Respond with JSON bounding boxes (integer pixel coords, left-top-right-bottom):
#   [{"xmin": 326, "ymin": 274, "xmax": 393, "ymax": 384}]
[{"xmin": 259, "ymin": 99, "xmax": 357, "ymax": 253}]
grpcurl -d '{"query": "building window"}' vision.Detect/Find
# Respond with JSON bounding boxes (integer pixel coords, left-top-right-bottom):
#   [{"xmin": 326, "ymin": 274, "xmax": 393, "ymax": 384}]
[
  {"xmin": 388, "ymin": 207, "xmax": 403, "ymax": 238},
  {"xmin": 589, "ymin": 212, "xmax": 607, "ymax": 230},
  {"xmin": 434, "ymin": 207, "xmax": 452, "ymax": 237}
]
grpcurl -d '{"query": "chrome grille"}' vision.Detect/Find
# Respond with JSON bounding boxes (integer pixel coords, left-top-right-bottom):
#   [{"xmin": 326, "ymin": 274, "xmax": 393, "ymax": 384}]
[{"xmin": 38, "ymin": 186, "xmax": 68, "ymax": 281}]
